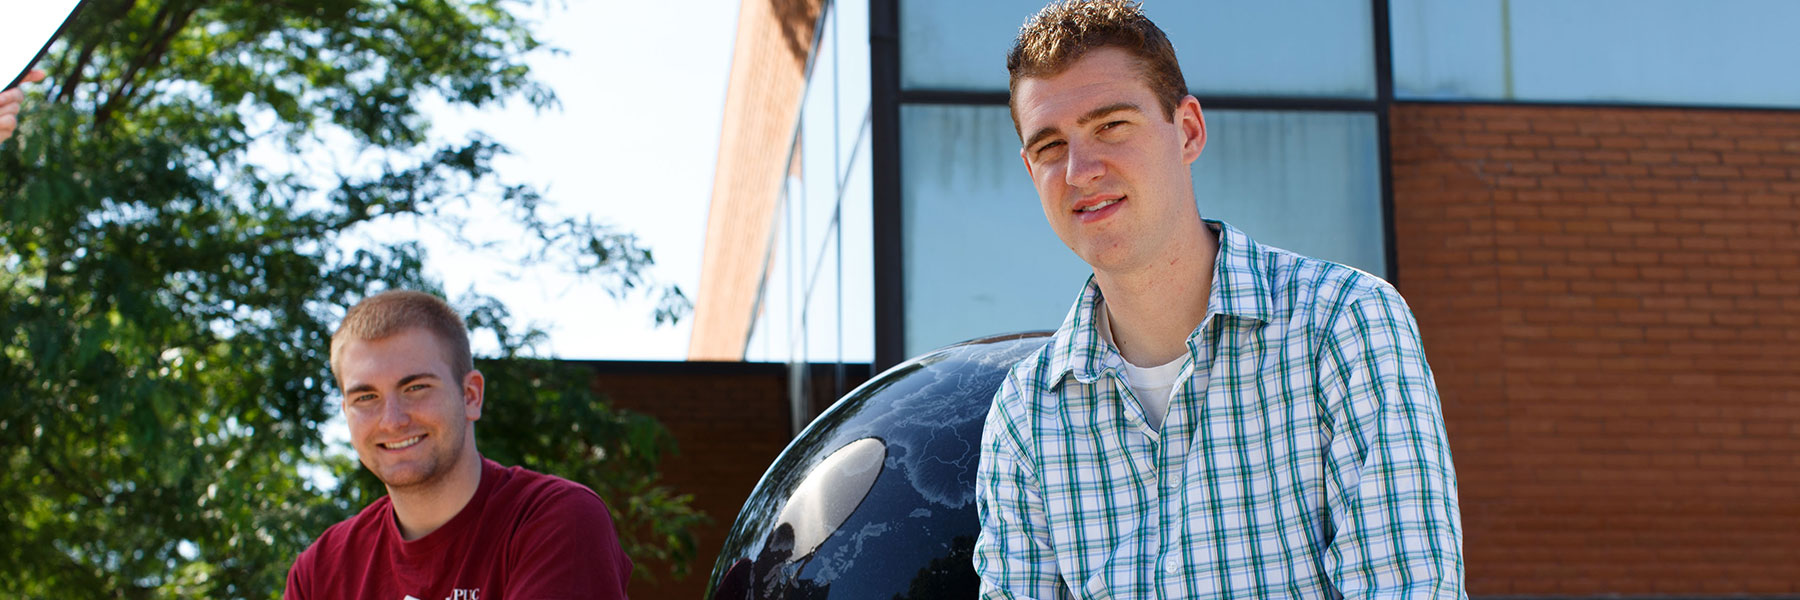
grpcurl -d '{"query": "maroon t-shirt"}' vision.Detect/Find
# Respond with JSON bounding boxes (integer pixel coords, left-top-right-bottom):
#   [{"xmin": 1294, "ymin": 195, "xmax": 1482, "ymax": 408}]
[{"xmin": 284, "ymin": 457, "xmax": 631, "ymax": 599}]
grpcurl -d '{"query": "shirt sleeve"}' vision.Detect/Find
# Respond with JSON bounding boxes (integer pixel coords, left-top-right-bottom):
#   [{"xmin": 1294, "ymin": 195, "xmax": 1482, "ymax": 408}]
[
  {"xmin": 504, "ymin": 485, "xmax": 633, "ymax": 599},
  {"xmin": 1317, "ymin": 283, "xmax": 1467, "ymax": 599},
  {"xmin": 973, "ymin": 375, "xmax": 1072, "ymax": 600}
]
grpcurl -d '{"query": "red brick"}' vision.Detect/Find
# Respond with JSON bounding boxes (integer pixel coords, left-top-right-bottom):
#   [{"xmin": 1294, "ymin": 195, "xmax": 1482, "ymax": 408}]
[
  {"xmin": 1719, "ymin": 151, "xmax": 1762, "ymax": 166},
  {"xmin": 1553, "ymin": 135, "xmax": 1601, "ymax": 149},
  {"xmin": 1597, "ymin": 136, "xmax": 1647, "ymax": 150},
  {"xmin": 1650, "ymin": 164, "xmax": 1696, "ymax": 178},
  {"xmin": 1467, "ymin": 132, "xmax": 1510, "ymax": 146},
  {"xmin": 1696, "ymin": 165, "xmax": 1742, "ymax": 178},
  {"xmin": 1559, "ymin": 163, "xmax": 1607, "ymax": 176},
  {"xmin": 1737, "ymin": 138, "xmax": 1782, "ymax": 152},
  {"xmin": 1542, "ymin": 176, "xmax": 1588, "ymax": 189},
  {"xmin": 1489, "ymin": 119, "xmax": 1532, "ymax": 132}
]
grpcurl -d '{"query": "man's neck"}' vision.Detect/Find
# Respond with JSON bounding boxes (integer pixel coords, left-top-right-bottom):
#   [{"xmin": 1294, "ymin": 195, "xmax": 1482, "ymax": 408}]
[
  {"xmin": 1094, "ymin": 223, "xmax": 1218, "ymax": 367},
  {"xmin": 388, "ymin": 445, "xmax": 484, "ymax": 542}
]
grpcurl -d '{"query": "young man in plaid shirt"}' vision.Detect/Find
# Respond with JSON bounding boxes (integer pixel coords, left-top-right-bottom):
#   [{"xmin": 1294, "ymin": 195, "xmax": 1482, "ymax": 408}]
[{"xmin": 974, "ymin": 2, "xmax": 1466, "ymax": 597}]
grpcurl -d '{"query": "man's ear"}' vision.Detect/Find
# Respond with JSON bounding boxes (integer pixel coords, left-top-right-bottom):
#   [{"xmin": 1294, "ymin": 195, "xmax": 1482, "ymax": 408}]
[
  {"xmin": 462, "ymin": 369, "xmax": 485, "ymax": 422},
  {"xmin": 1021, "ymin": 146, "xmax": 1036, "ymax": 178},
  {"xmin": 1178, "ymin": 95, "xmax": 1206, "ymax": 164}
]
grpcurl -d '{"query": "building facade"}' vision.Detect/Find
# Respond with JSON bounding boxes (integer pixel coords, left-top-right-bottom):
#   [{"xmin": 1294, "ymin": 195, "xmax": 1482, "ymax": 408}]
[{"xmin": 688, "ymin": 0, "xmax": 1800, "ymax": 596}]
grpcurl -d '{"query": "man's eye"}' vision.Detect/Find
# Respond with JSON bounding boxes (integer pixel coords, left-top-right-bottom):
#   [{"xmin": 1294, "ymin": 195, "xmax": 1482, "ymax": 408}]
[
  {"xmin": 1100, "ymin": 120, "xmax": 1128, "ymax": 132},
  {"xmin": 1035, "ymin": 141, "xmax": 1064, "ymax": 157},
  {"xmin": 404, "ymin": 383, "xmax": 428, "ymax": 393},
  {"xmin": 351, "ymin": 394, "xmax": 376, "ymax": 404}
]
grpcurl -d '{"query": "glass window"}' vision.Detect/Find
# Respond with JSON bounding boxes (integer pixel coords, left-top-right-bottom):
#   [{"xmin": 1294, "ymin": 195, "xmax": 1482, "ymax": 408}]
[
  {"xmin": 1392, "ymin": 0, "xmax": 1800, "ymax": 108},
  {"xmin": 900, "ymin": 104, "xmax": 1384, "ymax": 358},
  {"xmin": 800, "ymin": 19, "xmax": 842, "ymax": 277},
  {"xmin": 838, "ymin": 134, "xmax": 876, "ymax": 364},
  {"xmin": 745, "ymin": 177, "xmax": 800, "ymax": 363},
  {"xmin": 901, "ymin": 0, "xmax": 1375, "ymax": 98},
  {"xmin": 834, "ymin": 0, "xmax": 873, "ymax": 176},
  {"xmin": 1192, "ymin": 109, "xmax": 1386, "ymax": 279},
  {"xmin": 802, "ymin": 233, "xmax": 842, "ymax": 364},
  {"xmin": 744, "ymin": 1, "xmax": 875, "ymax": 365},
  {"xmin": 901, "ymin": 104, "xmax": 1089, "ymax": 358}
]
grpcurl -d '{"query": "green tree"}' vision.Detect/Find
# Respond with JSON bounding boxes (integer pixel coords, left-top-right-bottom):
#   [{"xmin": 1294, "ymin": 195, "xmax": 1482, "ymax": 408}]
[{"xmin": 0, "ymin": 0, "xmax": 702, "ymax": 597}]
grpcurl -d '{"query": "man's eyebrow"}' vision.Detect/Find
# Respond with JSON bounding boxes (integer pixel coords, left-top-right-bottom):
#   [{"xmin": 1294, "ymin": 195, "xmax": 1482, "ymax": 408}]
[
  {"xmin": 397, "ymin": 372, "xmax": 440, "ymax": 387},
  {"xmin": 343, "ymin": 372, "xmax": 440, "ymax": 396},
  {"xmin": 1023, "ymin": 102, "xmax": 1146, "ymax": 151}
]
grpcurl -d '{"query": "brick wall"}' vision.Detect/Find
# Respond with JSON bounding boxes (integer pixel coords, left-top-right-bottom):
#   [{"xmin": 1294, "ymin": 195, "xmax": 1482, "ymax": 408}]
[
  {"xmin": 584, "ymin": 361, "xmax": 868, "ymax": 600},
  {"xmin": 1390, "ymin": 103, "xmax": 1800, "ymax": 596}
]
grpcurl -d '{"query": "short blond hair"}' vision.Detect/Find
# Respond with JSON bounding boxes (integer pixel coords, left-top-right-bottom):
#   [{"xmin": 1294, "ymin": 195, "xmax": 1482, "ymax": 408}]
[
  {"xmin": 329, "ymin": 290, "xmax": 472, "ymax": 386},
  {"xmin": 1006, "ymin": 0, "xmax": 1187, "ymax": 137}
]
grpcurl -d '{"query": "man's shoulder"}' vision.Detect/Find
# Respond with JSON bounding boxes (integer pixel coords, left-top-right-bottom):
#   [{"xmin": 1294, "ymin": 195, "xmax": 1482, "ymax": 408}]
[
  {"xmin": 478, "ymin": 462, "xmax": 624, "ymax": 569},
  {"xmin": 998, "ymin": 332, "xmax": 1062, "ymax": 396},
  {"xmin": 486, "ymin": 462, "xmax": 610, "ymax": 518},
  {"xmin": 1241, "ymin": 236, "xmax": 1402, "ymax": 322}
]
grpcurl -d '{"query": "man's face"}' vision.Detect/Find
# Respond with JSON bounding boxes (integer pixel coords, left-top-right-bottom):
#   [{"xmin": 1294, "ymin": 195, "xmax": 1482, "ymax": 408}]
[
  {"xmin": 1014, "ymin": 47, "xmax": 1206, "ymax": 276},
  {"xmin": 337, "ymin": 327, "xmax": 483, "ymax": 491}
]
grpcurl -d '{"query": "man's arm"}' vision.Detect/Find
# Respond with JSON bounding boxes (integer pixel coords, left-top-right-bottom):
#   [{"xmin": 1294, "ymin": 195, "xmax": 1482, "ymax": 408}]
[
  {"xmin": 1317, "ymin": 283, "xmax": 1466, "ymax": 599},
  {"xmin": 505, "ymin": 485, "xmax": 632, "ymax": 599},
  {"xmin": 973, "ymin": 376, "xmax": 1070, "ymax": 600}
]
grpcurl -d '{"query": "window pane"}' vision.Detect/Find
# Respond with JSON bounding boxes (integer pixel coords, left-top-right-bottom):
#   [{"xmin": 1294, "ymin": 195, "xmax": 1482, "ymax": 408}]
[
  {"xmin": 901, "ymin": 104, "xmax": 1089, "ymax": 358},
  {"xmin": 746, "ymin": 1, "xmax": 875, "ymax": 364},
  {"xmin": 835, "ymin": 0, "xmax": 872, "ymax": 177},
  {"xmin": 745, "ymin": 177, "xmax": 800, "ymax": 363},
  {"xmin": 799, "ymin": 12, "xmax": 841, "ymax": 277},
  {"xmin": 1392, "ymin": 0, "xmax": 1800, "ymax": 107},
  {"xmin": 1193, "ymin": 110, "xmax": 1386, "ymax": 279},
  {"xmin": 803, "ymin": 233, "xmax": 841, "ymax": 364},
  {"xmin": 838, "ymin": 133, "xmax": 876, "ymax": 364},
  {"xmin": 901, "ymin": 0, "xmax": 1375, "ymax": 98},
  {"xmin": 900, "ymin": 104, "xmax": 1384, "ymax": 358}
]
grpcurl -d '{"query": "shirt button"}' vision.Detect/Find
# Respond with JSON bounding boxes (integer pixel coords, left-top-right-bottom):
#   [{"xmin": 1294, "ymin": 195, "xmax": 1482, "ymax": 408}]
[{"xmin": 1162, "ymin": 555, "xmax": 1178, "ymax": 574}]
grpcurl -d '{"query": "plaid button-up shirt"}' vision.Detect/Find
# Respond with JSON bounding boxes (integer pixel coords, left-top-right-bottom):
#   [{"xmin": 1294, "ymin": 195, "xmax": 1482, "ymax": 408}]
[{"xmin": 975, "ymin": 221, "xmax": 1465, "ymax": 599}]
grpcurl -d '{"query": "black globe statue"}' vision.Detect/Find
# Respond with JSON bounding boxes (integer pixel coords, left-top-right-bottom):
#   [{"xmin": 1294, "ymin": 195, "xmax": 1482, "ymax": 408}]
[{"xmin": 708, "ymin": 332, "xmax": 1051, "ymax": 600}]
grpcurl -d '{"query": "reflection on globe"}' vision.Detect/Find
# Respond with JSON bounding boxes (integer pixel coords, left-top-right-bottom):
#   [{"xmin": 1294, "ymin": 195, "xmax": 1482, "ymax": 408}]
[{"xmin": 708, "ymin": 333, "xmax": 1051, "ymax": 600}]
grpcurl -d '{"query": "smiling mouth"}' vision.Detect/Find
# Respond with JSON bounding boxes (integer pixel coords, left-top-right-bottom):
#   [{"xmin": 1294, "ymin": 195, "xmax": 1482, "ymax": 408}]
[
  {"xmin": 1077, "ymin": 199, "xmax": 1120, "ymax": 213},
  {"xmin": 1074, "ymin": 195, "xmax": 1124, "ymax": 214},
  {"xmin": 380, "ymin": 435, "xmax": 424, "ymax": 450}
]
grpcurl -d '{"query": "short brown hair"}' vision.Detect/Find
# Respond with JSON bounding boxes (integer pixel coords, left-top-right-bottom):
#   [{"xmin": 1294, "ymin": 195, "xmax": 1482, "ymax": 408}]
[
  {"xmin": 329, "ymin": 290, "xmax": 472, "ymax": 386},
  {"xmin": 1006, "ymin": 0, "xmax": 1187, "ymax": 137}
]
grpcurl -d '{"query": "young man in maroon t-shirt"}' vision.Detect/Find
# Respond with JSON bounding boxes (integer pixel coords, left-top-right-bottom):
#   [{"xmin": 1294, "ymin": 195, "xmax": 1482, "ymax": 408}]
[{"xmin": 285, "ymin": 290, "xmax": 632, "ymax": 599}]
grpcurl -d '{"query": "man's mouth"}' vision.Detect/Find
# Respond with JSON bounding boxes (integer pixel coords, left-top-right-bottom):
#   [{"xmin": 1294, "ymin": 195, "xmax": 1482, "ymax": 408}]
[
  {"xmin": 380, "ymin": 435, "xmax": 424, "ymax": 450},
  {"xmin": 1073, "ymin": 195, "xmax": 1125, "ymax": 222},
  {"xmin": 1077, "ymin": 198, "xmax": 1121, "ymax": 213},
  {"xmin": 1074, "ymin": 195, "xmax": 1124, "ymax": 213}
]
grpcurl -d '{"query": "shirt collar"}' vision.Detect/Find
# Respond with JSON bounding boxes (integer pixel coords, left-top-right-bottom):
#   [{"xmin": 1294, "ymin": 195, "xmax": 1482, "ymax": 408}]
[{"xmin": 1045, "ymin": 219, "xmax": 1273, "ymax": 385}]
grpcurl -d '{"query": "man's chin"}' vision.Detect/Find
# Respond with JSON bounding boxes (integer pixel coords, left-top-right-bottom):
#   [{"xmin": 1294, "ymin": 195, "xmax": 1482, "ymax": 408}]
[
  {"xmin": 372, "ymin": 463, "xmax": 438, "ymax": 490},
  {"xmin": 1076, "ymin": 246, "xmax": 1136, "ymax": 274}
]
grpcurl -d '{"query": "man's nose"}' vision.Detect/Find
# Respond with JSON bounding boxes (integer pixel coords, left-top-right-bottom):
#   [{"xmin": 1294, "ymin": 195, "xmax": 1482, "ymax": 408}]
[
  {"xmin": 1063, "ymin": 141, "xmax": 1104, "ymax": 187},
  {"xmin": 379, "ymin": 396, "xmax": 411, "ymax": 428}
]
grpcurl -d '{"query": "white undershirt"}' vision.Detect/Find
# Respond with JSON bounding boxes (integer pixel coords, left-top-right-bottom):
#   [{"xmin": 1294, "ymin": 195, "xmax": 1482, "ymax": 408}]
[{"xmin": 1097, "ymin": 299, "xmax": 1190, "ymax": 431}]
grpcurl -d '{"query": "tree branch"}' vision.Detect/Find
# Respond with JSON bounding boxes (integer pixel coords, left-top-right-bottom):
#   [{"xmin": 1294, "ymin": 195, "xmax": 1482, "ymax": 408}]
[
  {"xmin": 98, "ymin": 3, "xmax": 198, "ymax": 126},
  {"xmin": 56, "ymin": 0, "xmax": 141, "ymax": 103}
]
